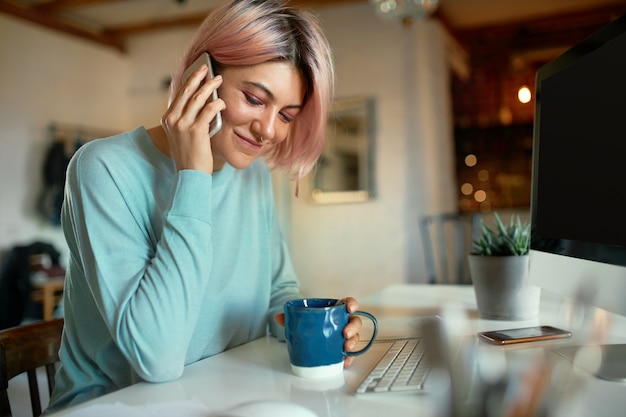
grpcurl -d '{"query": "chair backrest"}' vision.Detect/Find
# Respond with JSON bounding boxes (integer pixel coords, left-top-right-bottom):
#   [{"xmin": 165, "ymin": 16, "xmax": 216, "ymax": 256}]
[
  {"xmin": 0, "ymin": 318, "xmax": 63, "ymax": 417},
  {"xmin": 420, "ymin": 213, "xmax": 481, "ymax": 284}
]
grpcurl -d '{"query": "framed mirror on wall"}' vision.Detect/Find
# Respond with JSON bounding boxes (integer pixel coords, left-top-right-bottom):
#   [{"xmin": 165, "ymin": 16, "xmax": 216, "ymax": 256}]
[{"xmin": 311, "ymin": 96, "xmax": 376, "ymax": 204}]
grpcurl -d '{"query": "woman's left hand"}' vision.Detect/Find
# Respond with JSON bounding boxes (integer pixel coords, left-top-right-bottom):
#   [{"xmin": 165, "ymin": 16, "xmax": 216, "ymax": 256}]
[{"xmin": 342, "ymin": 297, "xmax": 363, "ymax": 368}]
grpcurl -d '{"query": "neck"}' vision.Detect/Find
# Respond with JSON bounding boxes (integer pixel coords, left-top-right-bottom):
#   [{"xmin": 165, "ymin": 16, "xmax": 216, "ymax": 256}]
[
  {"xmin": 146, "ymin": 126, "xmax": 170, "ymax": 157},
  {"xmin": 146, "ymin": 125, "xmax": 225, "ymax": 171}
]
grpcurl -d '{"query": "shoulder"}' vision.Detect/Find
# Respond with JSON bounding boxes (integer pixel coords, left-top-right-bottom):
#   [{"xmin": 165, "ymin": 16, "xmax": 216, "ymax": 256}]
[
  {"xmin": 68, "ymin": 127, "xmax": 151, "ymax": 178},
  {"xmin": 73, "ymin": 127, "xmax": 144, "ymax": 164},
  {"xmin": 65, "ymin": 128, "xmax": 160, "ymax": 198}
]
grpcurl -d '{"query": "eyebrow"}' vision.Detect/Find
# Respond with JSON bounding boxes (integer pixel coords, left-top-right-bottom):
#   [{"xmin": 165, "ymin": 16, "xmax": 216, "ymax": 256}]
[{"xmin": 244, "ymin": 81, "xmax": 303, "ymax": 110}]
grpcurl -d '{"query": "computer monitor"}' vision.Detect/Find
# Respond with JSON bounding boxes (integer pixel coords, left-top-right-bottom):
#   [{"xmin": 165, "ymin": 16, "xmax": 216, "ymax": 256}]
[{"xmin": 529, "ymin": 13, "xmax": 626, "ymax": 381}]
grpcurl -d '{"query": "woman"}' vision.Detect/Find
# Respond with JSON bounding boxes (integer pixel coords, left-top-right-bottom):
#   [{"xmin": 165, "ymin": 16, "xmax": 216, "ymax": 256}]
[{"xmin": 46, "ymin": 0, "xmax": 363, "ymax": 412}]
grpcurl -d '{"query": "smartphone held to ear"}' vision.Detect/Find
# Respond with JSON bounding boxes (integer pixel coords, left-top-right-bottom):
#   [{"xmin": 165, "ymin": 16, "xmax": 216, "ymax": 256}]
[{"xmin": 182, "ymin": 52, "xmax": 222, "ymax": 137}]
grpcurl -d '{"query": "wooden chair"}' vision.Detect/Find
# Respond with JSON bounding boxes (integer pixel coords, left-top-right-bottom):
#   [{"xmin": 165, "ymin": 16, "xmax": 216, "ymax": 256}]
[
  {"xmin": 420, "ymin": 213, "xmax": 481, "ymax": 284},
  {"xmin": 0, "ymin": 319, "xmax": 63, "ymax": 417}
]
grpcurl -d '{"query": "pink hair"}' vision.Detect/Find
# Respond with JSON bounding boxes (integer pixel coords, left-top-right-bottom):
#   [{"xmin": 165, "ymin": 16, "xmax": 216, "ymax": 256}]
[{"xmin": 170, "ymin": 0, "xmax": 335, "ymax": 184}]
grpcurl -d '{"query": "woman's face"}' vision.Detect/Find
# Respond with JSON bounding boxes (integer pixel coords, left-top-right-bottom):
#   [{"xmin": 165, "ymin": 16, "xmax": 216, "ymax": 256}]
[{"xmin": 210, "ymin": 61, "xmax": 306, "ymax": 171}]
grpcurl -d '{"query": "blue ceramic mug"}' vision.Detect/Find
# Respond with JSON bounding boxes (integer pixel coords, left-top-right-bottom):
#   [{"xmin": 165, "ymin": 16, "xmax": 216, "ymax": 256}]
[{"xmin": 284, "ymin": 298, "xmax": 378, "ymax": 378}]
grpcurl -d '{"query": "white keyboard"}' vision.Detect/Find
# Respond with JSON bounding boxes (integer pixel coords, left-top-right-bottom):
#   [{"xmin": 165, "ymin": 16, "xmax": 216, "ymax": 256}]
[{"xmin": 355, "ymin": 337, "xmax": 429, "ymax": 394}]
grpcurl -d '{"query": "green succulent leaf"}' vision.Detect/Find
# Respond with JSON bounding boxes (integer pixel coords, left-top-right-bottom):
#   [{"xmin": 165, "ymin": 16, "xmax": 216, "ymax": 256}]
[{"xmin": 471, "ymin": 212, "xmax": 530, "ymax": 256}]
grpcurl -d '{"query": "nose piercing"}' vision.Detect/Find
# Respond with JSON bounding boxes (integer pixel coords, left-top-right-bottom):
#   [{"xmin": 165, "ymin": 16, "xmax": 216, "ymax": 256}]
[{"xmin": 260, "ymin": 136, "xmax": 265, "ymax": 142}]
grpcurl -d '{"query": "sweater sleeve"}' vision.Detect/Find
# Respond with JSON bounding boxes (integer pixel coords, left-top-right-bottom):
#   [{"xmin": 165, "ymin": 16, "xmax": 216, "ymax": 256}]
[
  {"xmin": 265, "ymin": 186, "xmax": 301, "ymax": 341},
  {"xmin": 65, "ymin": 145, "xmax": 213, "ymax": 382}
]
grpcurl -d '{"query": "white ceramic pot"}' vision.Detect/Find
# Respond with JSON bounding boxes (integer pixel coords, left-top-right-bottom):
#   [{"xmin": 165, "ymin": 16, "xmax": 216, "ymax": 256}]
[{"xmin": 468, "ymin": 254, "xmax": 540, "ymax": 320}]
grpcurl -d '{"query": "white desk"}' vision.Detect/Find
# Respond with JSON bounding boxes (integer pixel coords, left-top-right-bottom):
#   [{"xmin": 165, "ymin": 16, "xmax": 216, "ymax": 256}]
[{"xmin": 47, "ymin": 285, "xmax": 626, "ymax": 417}]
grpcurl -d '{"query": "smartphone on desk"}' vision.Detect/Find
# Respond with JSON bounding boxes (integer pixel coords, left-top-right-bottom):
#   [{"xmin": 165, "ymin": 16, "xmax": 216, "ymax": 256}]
[
  {"xmin": 181, "ymin": 52, "xmax": 222, "ymax": 137},
  {"xmin": 478, "ymin": 325, "xmax": 572, "ymax": 345}
]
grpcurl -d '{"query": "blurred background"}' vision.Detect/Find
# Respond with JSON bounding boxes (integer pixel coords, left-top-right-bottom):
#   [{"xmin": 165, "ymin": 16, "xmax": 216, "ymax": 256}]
[{"xmin": 1, "ymin": 0, "xmax": 625, "ymax": 301}]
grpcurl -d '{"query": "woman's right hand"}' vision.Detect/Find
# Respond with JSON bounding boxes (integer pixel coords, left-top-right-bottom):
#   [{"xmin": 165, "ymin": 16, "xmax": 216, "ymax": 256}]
[{"xmin": 160, "ymin": 64, "xmax": 225, "ymax": 174}]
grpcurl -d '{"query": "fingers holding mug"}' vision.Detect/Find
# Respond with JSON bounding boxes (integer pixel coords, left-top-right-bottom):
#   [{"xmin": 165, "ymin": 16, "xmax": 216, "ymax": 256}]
[{"xmin": 343, "ymin": 329, "xmax": 361, "ymax": 368}]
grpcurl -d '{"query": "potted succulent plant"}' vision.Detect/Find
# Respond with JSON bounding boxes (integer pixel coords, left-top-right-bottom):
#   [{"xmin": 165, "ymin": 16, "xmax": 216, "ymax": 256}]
[{"xmin": 468, "ymin": 213, "xmax": 540, "ymax": 320}]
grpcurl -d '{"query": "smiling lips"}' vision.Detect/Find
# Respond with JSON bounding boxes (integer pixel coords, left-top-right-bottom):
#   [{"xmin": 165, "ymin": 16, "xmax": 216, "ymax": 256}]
[{"xmin": 236, "ymin": 132, "xmax": 262, "ymax": 150}]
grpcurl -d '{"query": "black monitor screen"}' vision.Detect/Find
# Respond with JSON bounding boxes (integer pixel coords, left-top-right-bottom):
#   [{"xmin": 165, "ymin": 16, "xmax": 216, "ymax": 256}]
[{"xmin": 531, "ymin": 14, "xmax": 626, "ymax": 267}]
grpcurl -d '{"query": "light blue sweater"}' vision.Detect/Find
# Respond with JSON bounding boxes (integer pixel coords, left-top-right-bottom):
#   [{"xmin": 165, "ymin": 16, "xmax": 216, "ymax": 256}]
[{"xmin": 47, "ymin": 127, "xmax": 301, "ymax": 412}]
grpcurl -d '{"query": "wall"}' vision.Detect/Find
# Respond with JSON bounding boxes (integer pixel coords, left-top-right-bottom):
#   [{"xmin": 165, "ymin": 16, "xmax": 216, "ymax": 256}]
[
  {"xmin": 0, "ymin": 3, "xmax": 458, "ymax": 299},
  {"xmin": 0, "ymin": 15, "xmax": 132, "ymax": 262},
  {"xmin": 124, "ymin": 30, "xmax": 194, "ymax": 125},
  {"xmin": 0, "ymin": 17, "xmax": 196, "ymax": 263},
  {"xmin": 290, "ymin": 5, "xmax": 457, "ymax": 298}
]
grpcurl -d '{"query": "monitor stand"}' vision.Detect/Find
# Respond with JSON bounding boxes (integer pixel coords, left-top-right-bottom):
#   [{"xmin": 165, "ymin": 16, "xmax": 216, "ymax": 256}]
[{"xmin": 554, "ymin": 344, "xmax": 626, "ymax": 382}]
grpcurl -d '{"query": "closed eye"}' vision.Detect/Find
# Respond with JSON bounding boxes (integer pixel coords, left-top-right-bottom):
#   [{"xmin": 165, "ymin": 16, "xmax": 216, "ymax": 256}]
[
  {"xmin": 279, "ymin": 112, "xmax": 294, "ymax": 123},
  {"xmin": 244, "ymin": 93, "xmax": 262, "ymax": 106},
  {"xmin": 245, "ymin": 92, "xmax": 297, "ymax": 123}
]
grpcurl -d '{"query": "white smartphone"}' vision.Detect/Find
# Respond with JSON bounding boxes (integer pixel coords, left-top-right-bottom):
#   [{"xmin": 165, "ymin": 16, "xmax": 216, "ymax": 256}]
[
  {"xmin": 181, "ymin": 52, "xmax": 222, "ymax": 136},
  {"xmin": 478, "ymin": 325, "xmax": 572, "ymax": 345}
]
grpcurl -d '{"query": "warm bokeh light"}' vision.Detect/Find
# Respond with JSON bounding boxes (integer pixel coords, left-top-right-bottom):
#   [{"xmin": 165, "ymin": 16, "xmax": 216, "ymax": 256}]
[
  {"xmin": 465, "ymin": 154, "xmax": 477, "ymax": 167},
  {"xmin": 499, "ymin": 106, "xmax": 513, "ymax": 125},
  {"xmin": 477, "ymin": 169, "xmax": 489, "ymax": 182},
  {"xmin": 474, "ymin": 190, "xmax": 487, "ymax": 203},
  {"xmin": 461, "ymin": 183, "xmax": 473, "ymax": 195},
  {"xmin": 518, "ymin": 86, "xmax": 532, "ymax": 103}
]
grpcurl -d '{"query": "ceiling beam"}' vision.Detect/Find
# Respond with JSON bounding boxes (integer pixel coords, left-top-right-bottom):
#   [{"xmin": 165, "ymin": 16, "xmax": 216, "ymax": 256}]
[
  {"xmin": 0, "ymin": 0, "xmax": 368, "ymax": 53},
  {"xmin": 0, "ymin": 0, "xmax": 125, "ymax": 52},
  {"xmin": 110, "ymin": 13, "xmax": 207, "ymax": 37},
  {"xmin": 109, "ymin": 0, "xmax": 368, "ymax": 38},
  {"xmin": 452, "ymin": 3, "xmax": 626, "ymax": 74},
  {"xmin": 8, "ymin": 0, "xmax": 621, "ymax": 58},
  {"xmin": 35, "ymin": 0, "xmax": 127, "ymax": 13}
]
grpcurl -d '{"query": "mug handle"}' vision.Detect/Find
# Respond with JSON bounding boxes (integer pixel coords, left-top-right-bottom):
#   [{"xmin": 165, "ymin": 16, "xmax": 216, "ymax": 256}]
[{"xmin": 343, "ymin": 310, "xmax": 378, "ymax": 357}]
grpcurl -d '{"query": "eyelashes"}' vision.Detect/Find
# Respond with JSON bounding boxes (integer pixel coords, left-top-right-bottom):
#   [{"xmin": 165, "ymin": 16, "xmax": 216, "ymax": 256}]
[
  {"xmin": 244, "ymin": 92, "xmax": 295, "ymax": 123},
  {"xmin": 244, "ymin": 92, "xmax": 262, "ymax": 106}
]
